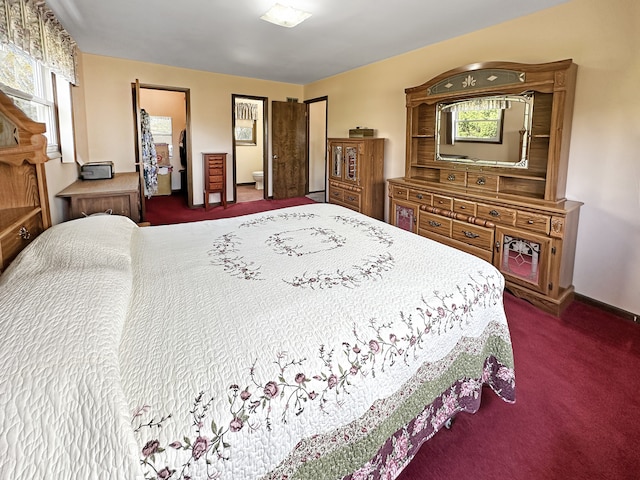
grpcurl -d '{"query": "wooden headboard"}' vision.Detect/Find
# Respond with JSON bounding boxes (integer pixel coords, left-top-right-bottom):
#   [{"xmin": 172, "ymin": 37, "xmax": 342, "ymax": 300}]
[{"xmin": 0, "ymin": 90, "xmax": 51, "ymax": 272}]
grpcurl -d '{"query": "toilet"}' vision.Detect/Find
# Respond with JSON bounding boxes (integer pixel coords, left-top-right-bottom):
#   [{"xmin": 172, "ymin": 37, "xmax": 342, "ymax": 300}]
[{"xmin": 252, "ymin": 171, "xmax": 264, "ymax": 190}]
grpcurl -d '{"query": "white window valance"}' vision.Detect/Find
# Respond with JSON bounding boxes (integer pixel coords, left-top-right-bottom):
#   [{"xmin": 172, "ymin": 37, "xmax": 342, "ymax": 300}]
[
  {"xmin": 448, "ymin": 98, "xmax": 511, "ymax": 112},
  {"xmin": 0, "ymin": 0, "xmax": 78, "ymax": 84},
  {"xmin": 235, "ymin": 102, "xmax": 258, "ymax": 121}
]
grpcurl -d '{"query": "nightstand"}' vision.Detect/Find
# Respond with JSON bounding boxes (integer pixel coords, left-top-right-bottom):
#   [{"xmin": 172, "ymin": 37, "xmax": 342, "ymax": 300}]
[{"xmin": 57, "ymin": 172, "xmax": 142, "ymax": 222}]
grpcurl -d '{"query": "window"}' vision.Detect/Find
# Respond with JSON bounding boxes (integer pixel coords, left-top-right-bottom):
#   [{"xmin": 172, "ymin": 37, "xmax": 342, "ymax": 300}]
[
  {"xmin": 235, "ymin": 119, "xmax": 256, "ymax": 145},
  {"xmin": 0, "ymin": 43, "xmax": 74, "ymax": 161},
  {"xmin": 453, "ymin": 108, "xmax": 504, "ymax": 144}
]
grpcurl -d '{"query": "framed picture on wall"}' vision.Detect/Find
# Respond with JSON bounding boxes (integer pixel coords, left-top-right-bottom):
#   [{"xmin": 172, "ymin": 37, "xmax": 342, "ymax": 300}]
[{"xmin": 235, "ymin": 120, "xmax": 256, "ymax": 145}]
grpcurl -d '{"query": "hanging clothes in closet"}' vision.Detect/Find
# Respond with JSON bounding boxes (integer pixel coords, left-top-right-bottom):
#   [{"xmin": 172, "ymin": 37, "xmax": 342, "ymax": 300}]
[{"xmin": 140, "ymin": 108, "xmax": 158, "ymax": 197}]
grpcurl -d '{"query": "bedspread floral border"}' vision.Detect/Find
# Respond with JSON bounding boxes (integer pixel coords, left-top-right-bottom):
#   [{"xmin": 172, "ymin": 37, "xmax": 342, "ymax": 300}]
[{"xmin": 132, "ymin": 270, "xmax": 511, "ymax": 480}]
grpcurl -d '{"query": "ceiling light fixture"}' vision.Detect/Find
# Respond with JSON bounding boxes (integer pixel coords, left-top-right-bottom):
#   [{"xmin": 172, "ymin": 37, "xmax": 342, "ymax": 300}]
[{"xmin": 260, "ymin": 3, "xmax": 312, "ymax": 28}]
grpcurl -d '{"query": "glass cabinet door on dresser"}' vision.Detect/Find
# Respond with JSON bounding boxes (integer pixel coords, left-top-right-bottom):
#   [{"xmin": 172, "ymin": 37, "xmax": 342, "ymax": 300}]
[
  {"xmin": 494, "ymin": 227, "xmax": 552, "ymax": 295},
  {"xmin": 391, "ymin": 199, "xmax": 418, "ymax": 233},
  {"xmin": 329, "ymin": 141, "xmax": 360, "ymax": 185}
]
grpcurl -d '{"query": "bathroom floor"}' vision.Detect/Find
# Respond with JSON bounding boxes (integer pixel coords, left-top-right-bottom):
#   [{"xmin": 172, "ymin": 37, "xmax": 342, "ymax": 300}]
[
  {"xmin": 236, "ymin": 184, "xmax": 264, "ymax": 203},
  {"xmin": 236, "ymin": 185, "xmax": 326, "ymax": 204}
]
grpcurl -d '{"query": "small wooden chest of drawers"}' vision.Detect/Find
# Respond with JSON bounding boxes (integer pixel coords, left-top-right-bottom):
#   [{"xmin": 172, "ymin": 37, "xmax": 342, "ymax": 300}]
[{"xmin": 203, "ymin": 153, "xmax": 227, "ymax": 209}]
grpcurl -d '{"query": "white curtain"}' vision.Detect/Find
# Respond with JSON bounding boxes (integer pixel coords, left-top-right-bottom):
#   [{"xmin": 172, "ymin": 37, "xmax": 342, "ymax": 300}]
[
  {"xmin": 0, "ymin": 0, "xmax": 78, "ymax": 84},
  {"xmin": 448, "ymin": 98, "xmax": 511, "ymax": 112},
  {"xmin": 235, "ymin": 102, "xmax": 258, "ymax": 121}
]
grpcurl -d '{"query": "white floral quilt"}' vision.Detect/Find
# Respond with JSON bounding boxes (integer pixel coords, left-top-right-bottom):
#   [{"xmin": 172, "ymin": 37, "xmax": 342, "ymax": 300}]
[{"xmin": 0, "ymin": 204, "xmax": 515, "ymax": 480}]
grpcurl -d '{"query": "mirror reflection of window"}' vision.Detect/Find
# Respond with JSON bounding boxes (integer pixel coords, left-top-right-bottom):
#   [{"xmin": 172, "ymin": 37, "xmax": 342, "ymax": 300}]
[
  {"xmin": 436, "ymin": 94, "xmax": 533, "ymax": 168},
  {"xmin": 453, "ymin": 108, "xmax": 504, "ymax": 144}
]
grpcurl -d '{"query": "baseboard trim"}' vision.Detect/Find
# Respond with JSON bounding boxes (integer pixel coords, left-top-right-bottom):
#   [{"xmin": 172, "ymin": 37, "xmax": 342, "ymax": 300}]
[{"xmin": 574, "ymin": 293, "xmax": 639, "ymax": 324}]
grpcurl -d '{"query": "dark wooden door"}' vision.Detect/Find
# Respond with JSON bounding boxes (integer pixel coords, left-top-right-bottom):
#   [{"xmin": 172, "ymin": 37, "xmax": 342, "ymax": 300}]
[{"xmin": 272, "ymin": 101, "xmax": 307, "ymax": 199}]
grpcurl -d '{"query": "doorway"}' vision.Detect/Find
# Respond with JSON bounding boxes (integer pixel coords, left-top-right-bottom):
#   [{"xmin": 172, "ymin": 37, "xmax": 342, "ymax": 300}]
[
  {"xmin": 132, "ymin": 82, "xmax": 191, "ymax": 220},
  {"xmin": 232, "ymin": 95, "xmax": 267, "ymax": 203},
  {"xmin": 306, "ymin": 96, "xmax": 328, "ymax": 202}
]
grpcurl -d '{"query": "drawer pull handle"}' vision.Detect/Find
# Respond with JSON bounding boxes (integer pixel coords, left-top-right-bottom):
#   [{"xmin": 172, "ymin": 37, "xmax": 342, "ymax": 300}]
[
  {"xmin": 332, "ymin": 192, "xmax": 340, "ymax": 197},
  {"xmin": 527, "ymin": 219, "xmax": 534, "ymax": 224},
  {"xmin": 459, "ymin": 205, "xmax": 466, "ymax": 210},
  {"xmin": 463, "ymin": 230, "xmax": 480, "ymax": 239},
  {"xmin": 347, "ymin": 196, "xmax": 356, "ymax": 201},
  {"xmin": 447, "ymin": 174, "xmax": 456, "ymax": 181},
  {"xmin": 489, "ymin": 209, "xmax": 500, "ymax": 217},
  {"xmin": 428, "ymin": 220, "xmax": 442, "ymax": 227},
  {"xmin": 416, "ymin": 193, "xmax": 423, "ymax": 199},
  {"xmin": 18, "ymin": 226, "xmax": 31, "ymax": 240},
  {"xmin": 476, "ymin": 177, "xmax": 486, "ymax": 185}
]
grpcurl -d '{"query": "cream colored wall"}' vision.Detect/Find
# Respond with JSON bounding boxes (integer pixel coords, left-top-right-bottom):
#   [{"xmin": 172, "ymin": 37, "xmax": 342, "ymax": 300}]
[
  {"xmin": 75, "ymin": 54, "xmax": 302, "ymax": 205},
  {"xmin": 44, "ymin": 53, "xmax": 88, "ymax": 225},
  {"xmin": 304, "ymin": 0, "xmax": 640, "ymax": 314}
]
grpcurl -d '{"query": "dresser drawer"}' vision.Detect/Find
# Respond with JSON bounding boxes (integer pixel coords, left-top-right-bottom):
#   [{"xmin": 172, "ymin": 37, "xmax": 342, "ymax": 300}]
[
  {"xmin": 342, "ymin": 190, "xmax": 361, "ymax": 209},
  {"xmin": 1, "ymin": 212, "xmax": 43, "ymax": 270},
  {"xmin": 207, "ymin": 174, "xmax": 224, "ymax": 189},
  {"xmin": 516, "ymin": 211, "xmax": 551, "ymax": 234},
  {"xmin": 390, "ymin": 185, "xmax": 408, "ymax": 200},
  {"xmin": 467, "ymin": 173, "xmax": 498, "ymax": 192},
  {"xmin": 477, "ymin": 203, "xmax": 517, "ymax": 226},
  {"xmin": 71, "ymin": 194, "xmax": 134, "ymax": 220},
  {"xmin": 329, "ymin": 186, "xmax": 344, "ymax": 203},
  {"xmin": 451, "ymin": 220, "xmax": 494, "ymax": 250},
  {"xmin": 453, "ymin": 198, "xmax": 476, "ymax": 216},
  {"xmin": 439, "ymin": 169, "xmax": 466, "ymax": 188},
  {"xmin": 418, "ymin": 211, "xmax": 452, "ymax": 237},
  {"xmin": 432, "ymin": 194, "xmax": 453, "ymax": 211},
  {"xmin": 408, "ymin": 189, "xmax": 431, "ymax": 204}
]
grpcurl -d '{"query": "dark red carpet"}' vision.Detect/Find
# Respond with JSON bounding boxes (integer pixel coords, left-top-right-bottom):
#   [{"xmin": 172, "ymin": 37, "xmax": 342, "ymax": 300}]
[
  {"xmin": 144, "ymin": 194, "xmax": 640, "ymax": 479},
  {"xmin": 144, "ymin": 193, "xmax": 316, "ymax": 225},
  {"xmin": 399, "ymin": 294, "xmax": 640, "ymax": 480}
]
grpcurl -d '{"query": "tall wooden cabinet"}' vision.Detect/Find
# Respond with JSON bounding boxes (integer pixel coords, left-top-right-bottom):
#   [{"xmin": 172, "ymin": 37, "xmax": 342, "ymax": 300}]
[
  {"xmin": 0, "ymin": 90, "xmax": 50, "ymax": 273},
  {"xmin": 328, "ymin": 138, "xmax": 385, "ymax": 220},
  {"xmin": 389, "ymin": 60, "xmax": 582, "ymax": 316},
  {"xmin": 203, "ymin": 152, "xmax": 226, "ymax": 209}
]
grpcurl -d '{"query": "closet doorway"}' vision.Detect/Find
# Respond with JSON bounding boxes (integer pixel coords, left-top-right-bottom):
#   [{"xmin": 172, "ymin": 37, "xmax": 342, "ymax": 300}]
[
  {"xmin": 132, "ymin": 82, "xmax": 191, "ymax": 220},
  {"xmin": 232, "ymin": 95, "xmax": 267, "ymax": 203}
]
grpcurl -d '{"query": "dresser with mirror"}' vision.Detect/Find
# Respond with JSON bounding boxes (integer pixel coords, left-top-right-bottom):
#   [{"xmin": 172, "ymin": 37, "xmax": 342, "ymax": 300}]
[{"xmin": 388, "ymin": 59, "xmax": 581, "ymax": 315}]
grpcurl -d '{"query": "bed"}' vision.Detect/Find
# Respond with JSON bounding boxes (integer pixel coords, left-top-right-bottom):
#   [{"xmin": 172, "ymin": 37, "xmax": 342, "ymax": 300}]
[{"xmin": 0, "ymin": 200, "xmax": 515, "ymax": 480}]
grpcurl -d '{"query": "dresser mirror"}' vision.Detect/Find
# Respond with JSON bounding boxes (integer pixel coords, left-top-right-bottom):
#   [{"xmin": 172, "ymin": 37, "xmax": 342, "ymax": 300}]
[{"xmin": 436, "ymin": 93, "xmax": 533, "ymax": 169}]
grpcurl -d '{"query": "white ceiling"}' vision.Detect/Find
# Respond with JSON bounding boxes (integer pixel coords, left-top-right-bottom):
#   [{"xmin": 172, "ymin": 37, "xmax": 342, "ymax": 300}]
[{"xmin": 46, "ymin": 0, "xmax": 568, "ymax": 85}]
